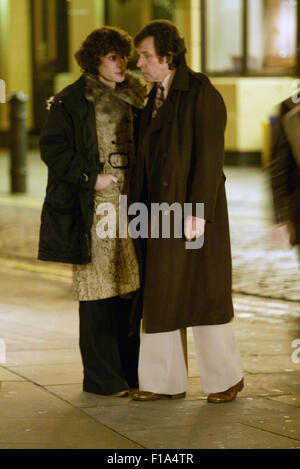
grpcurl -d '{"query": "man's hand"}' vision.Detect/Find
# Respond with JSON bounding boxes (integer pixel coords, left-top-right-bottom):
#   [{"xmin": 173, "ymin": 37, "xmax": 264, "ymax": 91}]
[
  {"xmin": 94, "ymin": 174, "xmax": 118, "ymax": 191},
  {"xmin": 184, "ymin": 216, "xmax": 206, "ymax": 241},
  {"xmin": 271, "ymin": 220, "xmax": 296, "ymax": 247},
  {"xmin": 285, "ymin": 220, "xmax": 296, "ymax": 245}
]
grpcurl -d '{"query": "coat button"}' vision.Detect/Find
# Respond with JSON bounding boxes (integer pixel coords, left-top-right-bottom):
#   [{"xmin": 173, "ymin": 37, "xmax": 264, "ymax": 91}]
[{"xmin": 161, "ymin": 181, "xmax": 168, "ymax": 187}]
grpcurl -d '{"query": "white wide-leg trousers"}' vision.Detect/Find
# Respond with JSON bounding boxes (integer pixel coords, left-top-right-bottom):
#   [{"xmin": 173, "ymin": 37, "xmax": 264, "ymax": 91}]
[{"xmin": 138, "ymin": 322, "xmax": 243, "ymax": 394}]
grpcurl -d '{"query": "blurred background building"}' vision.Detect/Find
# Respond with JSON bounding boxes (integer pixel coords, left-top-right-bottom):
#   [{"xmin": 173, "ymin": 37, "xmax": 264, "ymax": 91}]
[{"xmin": 0, "ymin": 0, "xmax": 299, "ymax": 164}]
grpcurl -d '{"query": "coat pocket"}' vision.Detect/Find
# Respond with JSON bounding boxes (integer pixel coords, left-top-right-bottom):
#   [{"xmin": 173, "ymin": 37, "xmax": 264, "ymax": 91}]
[
  {"xmin": 46, "ymin": 181, "xmax": 78, "ymax": 214},
  {"xmin": 40, "ymin": 201, "xmax": 83, "ymax": 253}
]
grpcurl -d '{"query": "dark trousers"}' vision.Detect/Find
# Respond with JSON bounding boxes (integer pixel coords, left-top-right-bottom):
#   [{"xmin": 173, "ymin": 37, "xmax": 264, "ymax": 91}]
[{"xmin": 79, "ymin": 296, "xmax": 140, "ymax": 395}]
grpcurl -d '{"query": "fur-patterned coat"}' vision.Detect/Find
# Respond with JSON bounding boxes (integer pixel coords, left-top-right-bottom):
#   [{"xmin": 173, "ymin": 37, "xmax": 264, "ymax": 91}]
[
  {"xmin": 73, "ymin": 73, "xmax": 144, "ymax": 300},
  {"xmin": 38, "ymin": 72, "xmax": 145, "ymax": 266}
]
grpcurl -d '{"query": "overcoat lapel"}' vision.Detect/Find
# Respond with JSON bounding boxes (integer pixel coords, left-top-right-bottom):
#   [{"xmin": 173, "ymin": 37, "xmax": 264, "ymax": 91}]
[
  {"xmin": 142, "ymin": 58, "xmax": 190, "ymax": 136},
  {"xmin": 137, "ymin": 59, "xmax": 191, "ymax": 195},
  {"xmin": 139, "ymin": 86, "xmax": 155, "ymax": 136},
  {"xmin": 140, "ymin": 83, "xmax": 176, "ymax": 136},
  {"xmin": 148, "ymin": 95, "xmax": 175, "ymax": 133},
  {"xmin": 141, "ymin": 86, "xmax": 175, "ymax": 184}
]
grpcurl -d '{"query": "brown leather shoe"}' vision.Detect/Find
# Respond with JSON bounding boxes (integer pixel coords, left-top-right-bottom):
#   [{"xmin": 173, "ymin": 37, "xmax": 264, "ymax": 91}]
[
  {"xmin": 111, "ymin": 390, "xmax": 130, "ymax": 397},
  {"xmin": 207, "ymin": 378, "xmax": 244, "ymax": 403},
  {"xmin": 132, "ymin": 390, "xmax": 186, "ymax": 401}
]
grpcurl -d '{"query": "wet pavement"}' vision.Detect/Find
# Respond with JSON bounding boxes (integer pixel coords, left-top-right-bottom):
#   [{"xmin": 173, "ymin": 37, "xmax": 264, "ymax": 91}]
[{"xmin": 0, "ymin": 149, "xmax": 299, "ymax": 449}]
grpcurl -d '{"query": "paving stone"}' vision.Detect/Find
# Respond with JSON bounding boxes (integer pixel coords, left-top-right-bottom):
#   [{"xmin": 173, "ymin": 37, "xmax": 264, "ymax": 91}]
[
  {"xmin": 242, "ymin": 355, "xmax": 299, "ymax": 373},
  {"xmin": 46, "ymin": 383, "xmax": 134, "ymax": 408},
  {"xmin": 7, "ymin": 363, "xmax": 83, "ymax": 386},
  {"xmin": 0, "ymin": 381, "xmax": 80, "ymax": 418},
  {"xmin": 0, "ymin": 381, "xmax": 142, "ymax": 449},
  {"xmin": 240, "ymin": 372, "xmax": 300, "ymax": 397},
  {"xmin": 241, "ymin": 417, "xmax": 300, "ymax": 441},
  {"xmin": 0, "ymin": 416, "xmax": 141, "ymax": 449},
  {"xmin": 268, "ymin": 394, "xmax": 300, "ymax": 407},
  {"xmin": 123, "ymin": 422, "xmax": 300, "ymax": 449},
  {"xmin": 0, "ymin": 367, "xmax": 25, "ymax": 382},
  {"xmin": 83, "ymin": 396, "xmax": 300, "ymax": 432},
  {"xmin": 5, "ymin": 348, "xmax": 81, "ymax": 366}
]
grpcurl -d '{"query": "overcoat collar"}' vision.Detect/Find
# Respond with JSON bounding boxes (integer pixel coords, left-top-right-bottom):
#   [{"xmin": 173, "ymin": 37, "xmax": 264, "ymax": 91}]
[
  {"xmin": 169, "ymin": 56, "xmax": 190, "ymax": 92},
  {"xmin": 51, "ymin": 75, "xmax": 90, "ymax": 120}
]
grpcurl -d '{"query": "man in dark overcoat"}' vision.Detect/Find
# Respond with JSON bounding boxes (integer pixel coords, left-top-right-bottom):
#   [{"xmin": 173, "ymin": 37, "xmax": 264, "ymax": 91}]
[{"xmin": 131, "ymin": 20, "xmax": 244, "ymax": 403}]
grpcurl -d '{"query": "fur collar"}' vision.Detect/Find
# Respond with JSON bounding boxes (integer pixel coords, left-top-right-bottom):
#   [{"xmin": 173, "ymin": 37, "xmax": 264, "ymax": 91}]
[{"xmin": 84, "ymin": 72, "xmax": 146, "ymax": 110}]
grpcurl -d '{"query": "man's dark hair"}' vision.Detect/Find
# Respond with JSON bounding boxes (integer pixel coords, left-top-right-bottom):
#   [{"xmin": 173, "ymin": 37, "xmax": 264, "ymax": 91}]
[
  {"xmin": 134, "ymin": 20, "xmax": 186, "ymax": 69},
  {"xmin": 75, "ymin": 27, "xmax": 132, "ymax": 74}
]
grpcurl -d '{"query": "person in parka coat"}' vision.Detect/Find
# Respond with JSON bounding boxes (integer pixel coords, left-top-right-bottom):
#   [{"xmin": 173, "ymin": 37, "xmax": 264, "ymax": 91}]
[
  {"xmin": 38, "ymin": 27, "xmax": 146, "ymax": 396},
  {"xmin": 131, "ymin": 20, "xmax": 244, "ymax": 403}
]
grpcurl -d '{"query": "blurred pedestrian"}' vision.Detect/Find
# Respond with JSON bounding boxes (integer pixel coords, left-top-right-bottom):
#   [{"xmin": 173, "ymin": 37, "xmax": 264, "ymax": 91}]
[
  {"xmin": 270, "ymin": 96, "xmax": 300, "ymax": 253},
  {"xmin": 38, "ymin": 27, "xmax": 145, "ymax": 396}
]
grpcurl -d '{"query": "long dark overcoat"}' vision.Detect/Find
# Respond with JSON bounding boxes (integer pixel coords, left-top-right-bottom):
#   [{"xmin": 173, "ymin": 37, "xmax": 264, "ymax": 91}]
[{"xmin": 132, "ymin": 57, "xmax": 234, "ymax": 333}]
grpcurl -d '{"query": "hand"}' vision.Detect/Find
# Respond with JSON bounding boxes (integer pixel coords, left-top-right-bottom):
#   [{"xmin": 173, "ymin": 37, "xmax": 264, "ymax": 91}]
[
  {"xmin": 272, "ymin": 221, "xmax": 296, "ymax": 246},
  {"xmin": 184, "ymin": 216, "xmax": 206, "ymax": 241},
  {"xmin": 94, "ymin": 174, "xmax": 118, "ymax": 191},
  {"xmin": 270, "ymin": 221, "xmax": 296, "ymax": 248},
  {"xmin": 285, "ymin": 220, "xmax": 296, "ymax": 245}
]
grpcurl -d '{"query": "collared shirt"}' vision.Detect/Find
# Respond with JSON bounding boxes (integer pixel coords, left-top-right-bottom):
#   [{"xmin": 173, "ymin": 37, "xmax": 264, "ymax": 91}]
[{"xmin": 160, "ymin": 69, "xmax": 176, "ymax": 100}]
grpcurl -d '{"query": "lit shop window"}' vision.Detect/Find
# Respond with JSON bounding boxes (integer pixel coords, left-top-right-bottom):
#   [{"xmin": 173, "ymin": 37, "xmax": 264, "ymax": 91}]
[
  {"xmin": 248, "ymin": 0, "xmax": 297, "ymax": 74},
  {"xmin": 202, "ymin": 0, "xmax": 298, "ymax": 76},
  {"xmin": 204, "ymin": 0, "xmax": 243, "ymax": 74}
]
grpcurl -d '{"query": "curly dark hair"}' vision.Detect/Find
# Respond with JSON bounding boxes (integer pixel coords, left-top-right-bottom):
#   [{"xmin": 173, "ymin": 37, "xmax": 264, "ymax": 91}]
[
  {"xmin": 134, "ymin": 20, "xmax": 186, "ymax": 69},
  {"xmin": 75, "ymin": 26, "xmax": 133, "ymax": 74}
]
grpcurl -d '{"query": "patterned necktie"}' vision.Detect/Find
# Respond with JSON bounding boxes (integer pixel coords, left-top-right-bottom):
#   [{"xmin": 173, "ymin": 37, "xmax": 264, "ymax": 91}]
[{"xmin": 152, "ymin": 82, "xmax": 164, "ymax": 118}]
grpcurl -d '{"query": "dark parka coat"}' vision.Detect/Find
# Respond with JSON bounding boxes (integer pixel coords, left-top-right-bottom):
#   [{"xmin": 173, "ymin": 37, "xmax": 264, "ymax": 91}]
[
  {"xmin": 132, "ymin": 57, "xmax": 234, "ymax": 333},
  {"xmin": 38, "ymin": 75, "xmax": 101, "ymax": 264},
  {"xmin": 38, "ymin": 74, "xmax": 141, "ymax": 265}
]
